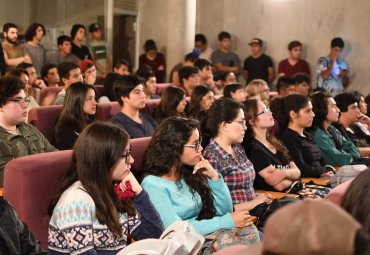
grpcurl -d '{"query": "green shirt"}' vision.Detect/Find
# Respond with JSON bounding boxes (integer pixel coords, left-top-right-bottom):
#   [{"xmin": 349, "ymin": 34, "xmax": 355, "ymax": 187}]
[{"xmin": 309, "ymin": 125, "xmax": 360, "ymax": 166}]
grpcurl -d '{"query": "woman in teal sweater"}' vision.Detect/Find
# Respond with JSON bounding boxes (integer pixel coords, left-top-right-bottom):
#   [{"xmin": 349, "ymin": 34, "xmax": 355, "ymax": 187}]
[
  {"xmin": 309, "ymin": 92, "xmax": 360, "ymax": 166},
  {"xmin": 141, "ymin": 117, "xmax": 257, "ymax": 236}
]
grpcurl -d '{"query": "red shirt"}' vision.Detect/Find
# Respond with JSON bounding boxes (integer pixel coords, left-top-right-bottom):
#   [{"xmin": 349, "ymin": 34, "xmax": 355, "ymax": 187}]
[
  {"xmin": 278, "ymin": 59, "xmax": 309, "ymax": 77},
  {"xmin": 139, "ymin": 53, "xmax": 166, "ymax": 83}
]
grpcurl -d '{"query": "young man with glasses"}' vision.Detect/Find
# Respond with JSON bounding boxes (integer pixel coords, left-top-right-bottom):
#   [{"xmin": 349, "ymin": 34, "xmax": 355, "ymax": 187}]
[{"xmin": 0, "ymin": 76, "xmax": 57, "ymax": 185}]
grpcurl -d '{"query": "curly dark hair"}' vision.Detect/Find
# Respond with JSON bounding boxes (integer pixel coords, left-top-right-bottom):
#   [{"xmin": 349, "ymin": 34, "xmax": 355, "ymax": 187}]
[
  {"xmin": 310, "ymin": 92, "xmax": 332, "ymax": 130},
  {"xmin": 142, "ymin": 117, "xmax": 215, "ymax": 220}
]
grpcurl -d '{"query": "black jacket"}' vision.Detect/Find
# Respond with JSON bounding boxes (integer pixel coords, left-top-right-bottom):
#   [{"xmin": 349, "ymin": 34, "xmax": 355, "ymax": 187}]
[{"xmin": 0, "ymin": 198, "xmax": 46, "ymax": 255}]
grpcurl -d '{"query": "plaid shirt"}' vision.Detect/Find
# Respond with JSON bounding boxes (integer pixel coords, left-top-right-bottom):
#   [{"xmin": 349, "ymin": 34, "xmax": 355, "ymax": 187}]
[{"xmin": 203, "ymin": 139, "xmax": 256, "ymax": 204}]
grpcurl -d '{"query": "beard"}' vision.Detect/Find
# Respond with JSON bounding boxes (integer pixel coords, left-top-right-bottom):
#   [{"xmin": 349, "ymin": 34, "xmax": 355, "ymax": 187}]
[{"xmin": 5, "ymin": 36, "xmax": 17, "ymax": 44}]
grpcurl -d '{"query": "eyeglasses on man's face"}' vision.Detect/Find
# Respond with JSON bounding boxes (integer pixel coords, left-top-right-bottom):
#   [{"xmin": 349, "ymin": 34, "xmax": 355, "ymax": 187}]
[
  {"xmin": 184, "ymin": 138, "xmax": 202, "ymax": 152},
  {"xmin": 256, "ymin": 107, "xmax": 271, "ymax": 117},
  {"xmin": 121, "ymin": 145, "xmax": 133, "ymax": 164},
  {"xmin": 8, "ymin": 97, "xmax": 31, "ymax": 106}
]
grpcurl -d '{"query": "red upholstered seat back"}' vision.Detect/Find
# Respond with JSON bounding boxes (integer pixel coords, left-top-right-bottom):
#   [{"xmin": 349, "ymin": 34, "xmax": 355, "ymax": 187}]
[
  {"xmin": 28, "ymin": 105, "xmax": 63, "ymax": 142},
  {"xmin": 130, "ymin": 137, "xmax": 151, "ymax": 179},
  {"xmin": 142, "ymin": 99, "xmax": 160, "ymax": 117},
  {"xmin": 3, "ymin": 150, "xmax": 73, "ymax": 250},
  {"xmin": 156, "ymin": 83, "xmax": 172, "ymax": 95},
  {"xmin": 95, "ymin": 102, "xmax": 121, "ymax": 121}
]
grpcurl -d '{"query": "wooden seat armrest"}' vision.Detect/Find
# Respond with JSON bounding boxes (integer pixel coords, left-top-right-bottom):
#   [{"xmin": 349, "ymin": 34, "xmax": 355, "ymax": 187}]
[
  {"xmin": 300, "ymin": 177, "xmax": 330, "ymax": 186},
  {"xmin": 256, "ymin": 190, "xmax": 299, "ymax": 199}
]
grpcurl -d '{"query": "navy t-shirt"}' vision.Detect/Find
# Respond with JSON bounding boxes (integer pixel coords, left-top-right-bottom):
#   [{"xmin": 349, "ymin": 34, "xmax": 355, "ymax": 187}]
[{"xmin": 111, "ymin": 112, "xmax": 157, "ymax": 139}]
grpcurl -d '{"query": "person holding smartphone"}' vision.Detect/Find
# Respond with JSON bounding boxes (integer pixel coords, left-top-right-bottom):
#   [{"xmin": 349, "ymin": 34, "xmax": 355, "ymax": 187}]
[{"xmin": 317, "ymin": 37, "xmax": 349, "ymax": 96}]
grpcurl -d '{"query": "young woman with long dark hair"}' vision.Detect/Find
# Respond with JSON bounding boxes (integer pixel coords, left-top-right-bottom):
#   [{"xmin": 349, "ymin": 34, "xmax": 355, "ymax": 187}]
[
  {"xmin": 52, "ymin": 82, "xmax": 97, "ymax": 150},
  {"xmin": 188, "ymin": 84, "xmax": 215, "ymax": 120},
  {"xmin": 49, "ymin": 122, "xmax": 163, "ymax": 254},
  {"xmin": 154, "ymin": 86, "xmax": 187, "ymax": 124}
]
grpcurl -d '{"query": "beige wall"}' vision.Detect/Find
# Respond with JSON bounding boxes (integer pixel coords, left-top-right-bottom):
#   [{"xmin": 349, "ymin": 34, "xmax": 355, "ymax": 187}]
[{"xmin": 139, "ymin": 0, "xmax": 370, "ymax": 94}]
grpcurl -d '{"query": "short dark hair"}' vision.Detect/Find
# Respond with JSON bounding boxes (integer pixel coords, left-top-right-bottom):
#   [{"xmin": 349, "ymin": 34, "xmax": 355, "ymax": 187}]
[
  {"xmin": 218, "ymin": 31, "xmax": 231, "ymax": 41},
  {"xmin": 288, "ymin": 40, "xmax": 302, "ymax": 50},
  {"xmin": 223, "ymin": 83, "xmax": 244, "ymax": 98},
  {"xmin": 334, "ymin": 92, "xmax": 358, "ymax": 113},
  {"xmin": 17, "ymin": 62, "xmax": 34, "ymax": 70},
  {"xmin": 178, "ymin": 66, "xmax": 199, "ymax": 85},
  {"xmin": 25, "ymin": 23, "xmax": 46, "ymax": 41},
  {"xmin": 7, "ymin": 68, "xmax": 29, "ymax": 78},
  {"xmin": 195, "ymin": 33, "xmax": 207, "ymax": 44},
  {"xmin": 276, "ymin": 76, "xmax": 296, "ymax": 93},
  {"xmin": 3, "ymin": 23, "xmax": 17, "ymax": 33},
  {"xmin": 114, "ymin": 58, "xmax": 130, "ymax": 70},
  {"xmin": 70, "ymin": 24, "xmax": 86, "ymax": 40},
  {"xmin": 331, "ymin": 37, "xmax": 345, "ymax": 48},
  {"xmin": 0, "ymin": 76, "xmax": 25, "ymax": 107},
  {"xmin": 57, "ymin": 35, "xmax": 72, "ymax": 46},
  {"xmin": 136, "ymin": 64, "xmax": 154, "ymax": 84},
  {"xmin": 293, "ymin": 72, "xmax": 311, "ymax": 85},
  {"xmin": 194, "ymin": 59, "xmax": 212, "ymax": 71},
  {"xmin": 143, "ymin": 39, "xmax": 157, "ymax": 52},
  {"xmin": 41, "ymin": 63, "xmax": 58, "ymax": 79},
  {"xmin": 184, "ymin": 52, "xmax": 198, "ymax": 62},
  {"xmin": 58, "ymin": 61, "xmax": 79, "ymax": 80},
  {"xmin": 113, "ymin": 75, "xmax": 142, "ymax": 105}
]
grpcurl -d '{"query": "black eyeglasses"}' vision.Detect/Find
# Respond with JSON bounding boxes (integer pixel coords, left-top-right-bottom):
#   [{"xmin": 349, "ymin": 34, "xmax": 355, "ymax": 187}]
[
  {"xmin": 121, "ymin": 145, "xmax": 133, "ymax": 164},
  {"xmin": 184, "ymin": 137, "xmax": 202, "ymax": 152},
  {"xmin": 230, "ymin": 120, "xmax": 247, "ymax": 128},
  {"xmin": 8, "ymin": 97, "xmax": 31, "ymax": 106},
  {"xmin": 256, "ymin": 107, "xmax": 271, "ymax": 117}
]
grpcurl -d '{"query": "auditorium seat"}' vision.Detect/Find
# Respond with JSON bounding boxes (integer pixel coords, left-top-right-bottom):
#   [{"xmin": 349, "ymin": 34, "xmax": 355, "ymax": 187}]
[
  {"xmin": 28, "ymin": 105, "xmax": 63, "ymax": 142},
  {"xmin": 130, "ymin": 136, "xmax": 151, "ymax": 180},
  {"xmin": 142, "ymin": 99, "xmax": 160, "ymax": 117},
  {"xmin": 3, "ymin": 150, "xmax": 73, "ymax": 250},
  {"xmin": 94, "ymin": 84, "xmax": 104, "ymax": 99},
  {"xmin": 95, "ymin": 102, "xmax": 121, "ymax": 121},
  {"xmin": 156, "ymin": 83, "xmax": 172, "ymax": 95},
  {"xmin": 39, "ymin": 86, "xmax": 63, "ymax": 104}
]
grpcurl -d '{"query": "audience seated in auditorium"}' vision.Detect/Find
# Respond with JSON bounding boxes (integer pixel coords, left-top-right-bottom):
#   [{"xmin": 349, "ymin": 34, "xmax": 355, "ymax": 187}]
[
  {"xmin": 139, "ymin": 39, "xmax": 166, "ymax": 83},
  {"xmin": 203, "ymin": 99, "xmax": 273, "ymax": 211},
  {"xmin": 211, "ymin": 31, "xmax": 241, "ymax": 81},
  {"xmin": 0, "ymin": 198, "xmax": 46, "ymax": 254},
  {"xmin": 142, "ymin": 117, "xmax": 259, "ymax": 240},
  {"xmin": 245, "ymin": 79, "xmax": 270, "ymax": 106},
  {"xmin": 87, "ymin": 22, "xmax": 112, "ymax": 77},
  {"xmin": 243, "ymin": 38, "xmax": 275, "ymax": 85},
  {"xmin": 194, "ymin": 59, "xmax": 221, "ymax": 95},
  {"xmin": 70, "ymin": 24, "xmax": 92, "ymax": 61},
  {"xmin": 52, "ymin": 82, "xmax": 96, "ymax": 150},
  {"xmin": 136, "ymin": 64, "xmax": 160, "ymax": 99},
  {"xmin": 223, "ymin": 83, "xmax": 247, "ymax": 103},
  {"xmin": 18, "ymin": 62, "xmax": 47, "ymax": 90},
  {"xmin": 309, "ymin": 92, "xmax": 364, "ymax": 166},
  {"xmin": 54, "ymin": 61, "xmax": 83, "ymax": 105},
  {"xmin": 278, "ymin": 40, "xmax": 310, "ymax": 78},
  {"xmin": 333, "ymin": 92, "xmax": 370, "ymax": 151},
  {"xmin": 188, "ymin": 85, "xmax": 215, "ymax": 120},
  {"xmin": 79, "ymin": 59, "xmax": 97, "ymax": 85},
  {"xmin": 341, "ymin": 169, "xmax": 370, "ymax": 235},
  {"xmin": 178, "ymin": 66, "xmax": 200, "ymax": 96},
  {"xmin": 276, "ymin": 76, "xmax": 296, "ymax": 97},
  {"xmin": 111, "ymin": 75, "xmax": 156, "ymax": 138},
  {"xmin": 274, "ymin": 94, "xmax": 335, "ymax": 177},
  {"xmin": 293, "ymin": 72, "xmax": 311, "ymax": 96},
  {"xmin": 317, "ymin": 37, "xmax": 349, "ymax": 96},
  {"xmin": 48, "ymin": 35, "xmax": 78, "ymax": 65},
  {"xmin": 238, "ymin": 199, "xmax": 370, "ymax": 255},
  {"xmin": 2, "ymin": 23, "xmax": 32, "ymax": 69},
  {"xmin": 169, "ymin": 52, "xmax": 197, "ymax": 85},
  {"xmin": 0, "ymin": 76, "xmax": 57, "ymax": 185},
  {"xmin": 154, "ymin": 86, "xmax": 186, "ymax": 124},
  {"xmin": 243, "ymin": 98, "xmax": 301, "ymax": 191},
  {"xmin": 23, "ymin": 23, "xmax": 46, "ymax": 76},
  {"xmin": 41, "ymin": 63, "xmax": 60, "ymax": 87},
  {"xmin": 48, "ymin": 122, "xmax": 163, "ymax": 254},
  {"xmin": 113, "ymin": 58, "xmax": 130, "ymax": 76},
  {"xmin": 194, "ymin": 33, "xmax": 214, "ymax": 63}
]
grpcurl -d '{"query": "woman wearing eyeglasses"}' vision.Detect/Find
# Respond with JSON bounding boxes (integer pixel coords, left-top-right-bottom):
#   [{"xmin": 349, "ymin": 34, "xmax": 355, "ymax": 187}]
[
  {"xmin": 141, "ymin": 116, "xmax": 258, "ymax": 238},
  {"xmin": 203, "ymin": 98, "xmax": 273, "ymax": 212},
  {"xmin": 243, "ymin": 98, "xmax": 301, "ymax": 191},
  {"xmin": 48, "ymin": 122, "xmax": 164, "ymax": 254}
]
